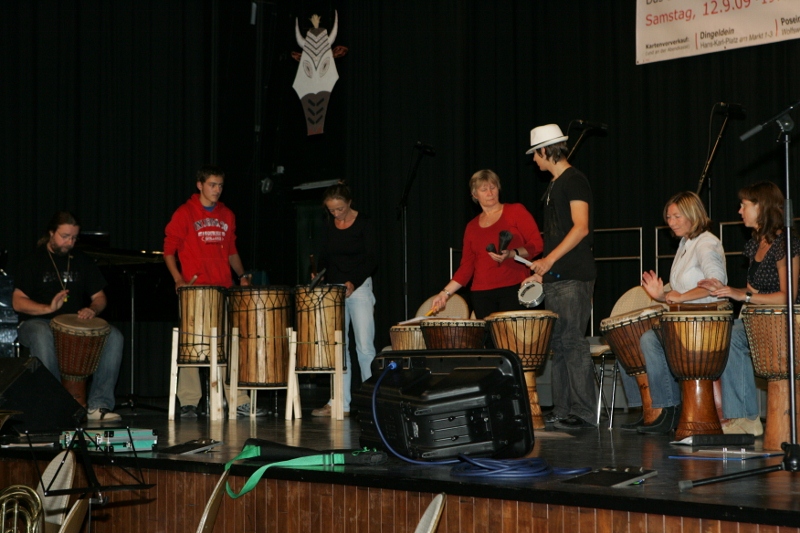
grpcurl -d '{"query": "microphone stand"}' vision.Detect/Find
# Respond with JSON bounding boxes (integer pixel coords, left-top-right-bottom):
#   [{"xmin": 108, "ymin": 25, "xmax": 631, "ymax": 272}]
[
  {"xmin": 696, "ymin": 107, "xmax": 736, "ymax": 219},
  {"xmin": 397, "ymin": 147, "xmax": 427, "ymax": 320},
  {"xmin": 566, "ymin": 128, "xmax": 589, "ymax": 161},
  {"xmin": 680, "ymin": 102, "xmax": 800, "ymax": 490}
]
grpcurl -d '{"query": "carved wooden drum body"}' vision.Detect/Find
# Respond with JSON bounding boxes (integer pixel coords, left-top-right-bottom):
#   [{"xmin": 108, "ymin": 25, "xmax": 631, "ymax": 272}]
[
  {"xmin": 742, "ymin": 305, "xmax": 800, "ymax": 450},
  {"xmin": 419, "ymin": 319, "xmax": 486, "ymax": 349},
  {"xmin": 178, "ymin": 286, "xmax": 227, "ymax": 364},
  {"xmin": 485, "ymin": 310, "xmax": 558, "ymax": 430},
  {"xmin": 659, "ymin": 311, "xmax": 733, "ymax": 439},
  {"xmin": 295, "ymin": 285, "xmax": 345, "ymax": 370},
  {"xmin": 50, "ymin": 314, "xmax": 111, "ymax": 406},
  {"xmin": 389, "ymin": 325, "xmax": 427, "ymax": 351},
  {"xmin": 600, "ymin": 305, "xmax": 665, "ymax": 425},
  {"xmin": 228, "ymin": 286, "xmax": 292, "ymax": 386}
]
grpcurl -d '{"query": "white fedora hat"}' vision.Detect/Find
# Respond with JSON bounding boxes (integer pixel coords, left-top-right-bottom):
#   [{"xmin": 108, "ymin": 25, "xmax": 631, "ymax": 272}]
[{"xmin": 525, "ymin": 124, "xmax": 568, "ymax": 155}]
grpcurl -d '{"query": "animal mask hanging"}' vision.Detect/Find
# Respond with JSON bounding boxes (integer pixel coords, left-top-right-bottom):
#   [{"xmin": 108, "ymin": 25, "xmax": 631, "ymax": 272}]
[{"xmin": 292, "ymin": 11, "xmax": 347, "ymax": 136}]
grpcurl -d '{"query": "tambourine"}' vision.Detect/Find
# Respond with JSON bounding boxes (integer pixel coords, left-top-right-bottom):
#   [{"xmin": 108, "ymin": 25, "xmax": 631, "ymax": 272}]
[{"xmin": 518, "ymin": 281, "xmax": 544, "ymax": 308}]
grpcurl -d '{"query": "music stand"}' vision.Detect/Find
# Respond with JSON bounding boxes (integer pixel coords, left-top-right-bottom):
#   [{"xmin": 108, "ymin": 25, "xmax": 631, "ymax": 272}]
[{"xmin": 680, "ymin": 100, "xmax": 800, "ymax": 490}]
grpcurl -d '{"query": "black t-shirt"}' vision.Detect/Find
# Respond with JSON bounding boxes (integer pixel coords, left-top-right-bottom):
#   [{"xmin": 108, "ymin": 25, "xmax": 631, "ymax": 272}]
[
  {"xmin": 317, "ymin": 214, "xmax": 378, "ymax": 289},
  {"xmin": 14, "ymin": 246, "xmax": 107, "ymax": 321},
  {"xmin": 542, "ymin": 167, "xmax": 596, "ymax": 282}
]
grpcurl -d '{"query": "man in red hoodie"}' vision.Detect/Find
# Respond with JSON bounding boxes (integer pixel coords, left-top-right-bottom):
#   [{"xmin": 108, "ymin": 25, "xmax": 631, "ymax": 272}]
[{"xmin": 164, "ymin": 165, "xmax": 264, "ymax": 418}]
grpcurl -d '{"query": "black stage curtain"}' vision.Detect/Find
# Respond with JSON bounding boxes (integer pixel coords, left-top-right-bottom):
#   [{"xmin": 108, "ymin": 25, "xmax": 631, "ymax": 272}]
[{"xmin": 3, "ymin": 0, "xmax": 800, "ymax": 395}]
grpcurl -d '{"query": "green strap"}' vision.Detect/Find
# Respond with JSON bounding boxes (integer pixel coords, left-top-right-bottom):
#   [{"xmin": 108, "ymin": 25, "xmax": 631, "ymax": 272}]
[{"xmin": 225, "ymin": 449, "xmax": 346, "ymax": 499}]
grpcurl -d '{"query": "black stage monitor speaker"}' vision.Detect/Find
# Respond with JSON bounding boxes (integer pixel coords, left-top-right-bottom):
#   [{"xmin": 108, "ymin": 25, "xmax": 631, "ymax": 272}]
[
  {"xmin": 0, "ymin": 357, "xmax": 85, "ymax": 435},
  {"xmin": 352, "ymin": 349, "xmax": 534, "ymax": 461}
]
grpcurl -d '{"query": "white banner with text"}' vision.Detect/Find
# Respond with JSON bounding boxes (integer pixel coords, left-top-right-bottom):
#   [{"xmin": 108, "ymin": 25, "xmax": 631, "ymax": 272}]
[{"xmin": 636, "ymin": 0, "xmax": 800, "ymax": 64}]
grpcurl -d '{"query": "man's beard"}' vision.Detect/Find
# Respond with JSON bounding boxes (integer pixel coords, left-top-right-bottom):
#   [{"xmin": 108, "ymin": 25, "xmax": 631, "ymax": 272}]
[{"xmin": 49, "ymin": 243, "xmax": 71, "ymax": 256}]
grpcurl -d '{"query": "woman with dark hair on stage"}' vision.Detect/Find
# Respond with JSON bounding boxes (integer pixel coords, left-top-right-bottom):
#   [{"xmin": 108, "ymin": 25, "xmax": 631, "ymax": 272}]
[
  {"xmin": 698, "ymin": 181, "xmax": 800, "ymax": 436},
  {"xmin": 430, "ymin": 169, "xmax": 543, "ymax": 319},
  {"xmin": 311, "ymin": 181, "xmax": 378, "ymax": 418},
  {"xmin": 619, "ymin": 191, "xmax": 728, "ymax": 435}
]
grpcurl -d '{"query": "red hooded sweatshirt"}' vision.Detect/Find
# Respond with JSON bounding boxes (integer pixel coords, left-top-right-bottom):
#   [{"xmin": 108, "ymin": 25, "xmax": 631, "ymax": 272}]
[{"xmin": 164, "ymin": 193, "xmax": 238, "ymax": 288}]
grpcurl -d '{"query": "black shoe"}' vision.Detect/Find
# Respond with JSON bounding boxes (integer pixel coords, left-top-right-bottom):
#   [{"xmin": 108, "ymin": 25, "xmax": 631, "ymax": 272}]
[
  {"xmin": 544, "ymin": 412, "xmax": 566, "ymax": 425},
  {"xmin": 180, "ymin": 405, "xmax": 198, "ymax": 418},
  {"xmin": 637, "ymin": 405, "xmax": 680, "ymax": 435},
  {"xmin": 554, "ymin": 415, "xmax": 596, "ymax": 430},
  {"xmin": 620, "ymin": 416, "xmax": 644, "ymax": 431}
]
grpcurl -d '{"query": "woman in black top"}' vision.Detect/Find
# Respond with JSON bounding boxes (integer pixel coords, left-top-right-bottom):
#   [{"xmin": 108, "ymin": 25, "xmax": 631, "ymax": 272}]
[{"xmin": 311, "ymin": 182, "xmax": 378, "ymax": 417}]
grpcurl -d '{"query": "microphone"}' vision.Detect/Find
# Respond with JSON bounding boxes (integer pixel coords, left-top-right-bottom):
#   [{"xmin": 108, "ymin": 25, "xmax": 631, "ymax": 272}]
[
  {"xmin": 414, "ymin": 141, "xmax": 436, "ymax": 156},
  {"xmin": 573, "ymin": 120, "xmax": 608, "ymax": 131},
  {"xmin": 716, "ymin": 102, "xmax": 746, "ymax": 119}
]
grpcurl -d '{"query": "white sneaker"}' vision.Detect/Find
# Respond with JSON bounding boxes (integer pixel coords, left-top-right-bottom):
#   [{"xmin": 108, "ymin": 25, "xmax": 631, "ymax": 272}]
[
  {"xmin": 722, "ymin": 417, "xmax": 763, "ymax": 436},
  {"xmin": 86, "ymin": 408, "xmax": 121, "ymax": 422}
]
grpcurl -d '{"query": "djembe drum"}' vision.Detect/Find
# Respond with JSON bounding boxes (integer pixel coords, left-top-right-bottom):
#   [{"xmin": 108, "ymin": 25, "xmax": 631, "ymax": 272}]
[
  {"xmin": 419, "ymin": 319, "xmax": 486, "ymax": 349},
  {"xmin": 295, "ymin": 284, "xmax": 345, "ymax": 369},
  {"xmin": 389, "ymin": 324, "xmax": 427, "ymax": 350},
  {"xmin": 228, "ymin": 286, "xmax": 292, "ymax": 386},
  {"xmin": 178, "ymin": 286, "xmax": 227, "ymax": 363},
  {"xmin": 600, "ymin": 305, "xmax": 666, "ymax": 426},
  {"xmin": 485, "ymin": 310, "xmax": 558, "ymax": 429},
  {"xmin": 50, "ymin": 314, "xmax": 111, "ymax": 406},
  {"xmin": 742, "ymin": 305, "xmax": 800, "ymax": 450},
  {"xmin": 659, "ymin": 311, "xmax": 733, "ymax": 439}
]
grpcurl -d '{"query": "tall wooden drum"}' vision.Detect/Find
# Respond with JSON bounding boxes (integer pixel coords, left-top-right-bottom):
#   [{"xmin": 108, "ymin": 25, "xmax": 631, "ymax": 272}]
[
  {"xmin": 742, "ymin": 305, "xmax": 800, "ymax": 450},
  {"xmin": 419, "ymin": 319, "xmax": 486, "ymax": 349},
  {"xmin": 600, "ymin": 305, "xmax": 665, "ymax": 425},
  {"xmin": 178, "ymin": 286, "xmax": 227, "ymax": 363},
  {"xmin": 485, "ymin": 310, "xmax": 558, "ymax": 430},
  {"xmin": 659, "ymin": 311, "xmax": 733, "ymax": 439},
  {"xmin": 228, "ymin": 286, "xmax": 292, "ymax": 386},
  {"xmin": 389, "ymin": 324, "xmax": 427, "ymax": 350},
  {"xmin": 50, "ymin": 314, "xmax": 111, "ymax": 407},
  {"xmin": 295, "ymin": 285, "xmax": 345, "ymax": 370}
]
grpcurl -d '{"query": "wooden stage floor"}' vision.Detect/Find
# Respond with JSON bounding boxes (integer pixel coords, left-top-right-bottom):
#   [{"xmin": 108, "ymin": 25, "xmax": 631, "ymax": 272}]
[{"xmin": 2, "ymin": 397, "xmax": 800, "ymax": 532}]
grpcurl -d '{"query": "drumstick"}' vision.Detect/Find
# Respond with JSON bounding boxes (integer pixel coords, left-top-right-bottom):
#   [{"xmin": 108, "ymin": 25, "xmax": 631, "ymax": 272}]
[
  {"xmin": 425, "ymin": 308, "xmax": 437, "ymax": 316},
  {"xmin": 188, "ymin": 275, "xmax": 198, "ymax": 286}
]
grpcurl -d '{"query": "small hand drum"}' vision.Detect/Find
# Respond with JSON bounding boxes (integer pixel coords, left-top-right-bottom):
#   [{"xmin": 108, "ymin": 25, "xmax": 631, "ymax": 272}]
[
  {"xmin": 485, "ymin": 310, "xmax": 558, "ymax": 429},
  {"xmin": 742, "ymin": 305, "xmax": 800, "ymax": 450},
  {"xmin": 389, "ymin": 325, "xmax": 427, "ymax": 350},
  {"xmin": 600, "ymin": 305, "xmax": 666, "ymax": 425},
  {"xmin": 419, "ymin": 319, "xmax": 486, "ymax": 349},
  {"xmin": 50, "ymin": 314, "xmax": 111, "ymax": 406},
  {"xmin": 518, "ymin": 281, "xmax": 544, "ymax": 308},
  {"xmin": 659, "ymin": 311, "xmax": 733, "ymax": 439}
]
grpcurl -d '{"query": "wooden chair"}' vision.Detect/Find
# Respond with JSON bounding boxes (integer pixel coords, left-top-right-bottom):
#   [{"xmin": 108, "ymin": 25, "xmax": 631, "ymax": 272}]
[
  {"xmin": 57, "ymin": 499, "xmax": 89, "ymax": 533},
  {"xmin": 36, "ymin": 451, "xmax": 75, "ymax": 533},
  {"xmin": 414, "ymin": 493, "xmax": 446, "ymax": 533},
  {"xmin": 196, "ymin": 470, "xmax": 230, "ymax": 533}
]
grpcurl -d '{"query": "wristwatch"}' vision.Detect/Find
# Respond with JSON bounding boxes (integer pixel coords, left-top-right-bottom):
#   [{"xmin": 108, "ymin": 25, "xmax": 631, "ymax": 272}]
[{"xmin": 745, "ymin": 291, "xmax": 752, "ymax": 303}]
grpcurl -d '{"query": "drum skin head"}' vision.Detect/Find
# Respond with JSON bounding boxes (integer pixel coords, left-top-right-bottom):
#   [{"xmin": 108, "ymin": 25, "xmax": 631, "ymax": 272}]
[{"xmin": 50, "ymin": 314, "xmax": 110, "ymax": 333}]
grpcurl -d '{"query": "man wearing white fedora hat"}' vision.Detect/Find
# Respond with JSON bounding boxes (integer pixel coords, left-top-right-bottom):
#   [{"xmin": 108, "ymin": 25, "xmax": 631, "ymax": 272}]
[{"xmin": 523, "ymin": 123, "xmax": 597, "ymax": 430}]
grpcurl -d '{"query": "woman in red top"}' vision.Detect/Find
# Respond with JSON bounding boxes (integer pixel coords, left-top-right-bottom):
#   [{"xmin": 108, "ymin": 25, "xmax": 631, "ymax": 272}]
[{"xmin": 431, "ymin": 169, "xmax": 543, "ymax": 319}]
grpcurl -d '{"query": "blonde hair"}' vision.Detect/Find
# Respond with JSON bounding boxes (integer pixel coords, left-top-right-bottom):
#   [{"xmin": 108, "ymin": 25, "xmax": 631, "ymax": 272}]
[
  {"xmin": 469, "ymin": 169, "xmax": 501, "ymax": 203},
  {"xmin": 663, "ymin": 191, "xmax": 711, "ymax": 239}
]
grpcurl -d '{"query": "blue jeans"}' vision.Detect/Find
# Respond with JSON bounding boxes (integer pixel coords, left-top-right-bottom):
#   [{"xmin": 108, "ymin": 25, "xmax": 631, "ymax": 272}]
[
  {"xmin": 719, "ymin": 320, "xmax": 759, "ymax": 419},
  {"xmin": 18, "ymin": 318, "xmax": 123, "ymax": 411},
  {"xmin": 334, "ymin": 278, "xmax": 376, "ymax": 412},
  {"xmin": 619, "ymin": 329, "xmax": 681, "ymax": 408},
  {"xmin": 544, "ymin": 279, "xmax": 597, "ymax": 424}
]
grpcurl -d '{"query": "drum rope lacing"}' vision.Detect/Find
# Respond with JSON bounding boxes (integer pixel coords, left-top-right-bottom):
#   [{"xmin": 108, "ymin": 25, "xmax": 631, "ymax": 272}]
[{"xmin": 370, "ymin": 363, "xmax": 590, "ymax": 479}]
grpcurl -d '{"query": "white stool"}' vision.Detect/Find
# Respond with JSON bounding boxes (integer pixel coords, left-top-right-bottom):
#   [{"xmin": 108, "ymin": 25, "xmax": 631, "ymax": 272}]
[
  {"xmin": 285, "ymin": 329, "xmax": 345, "ymax": 420},
  {"xmin": 168, "ymin": 326, "xmax": 226, "ymax": 421}
]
